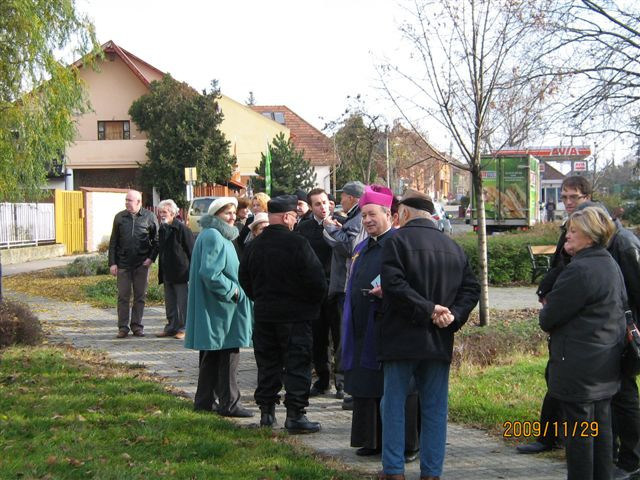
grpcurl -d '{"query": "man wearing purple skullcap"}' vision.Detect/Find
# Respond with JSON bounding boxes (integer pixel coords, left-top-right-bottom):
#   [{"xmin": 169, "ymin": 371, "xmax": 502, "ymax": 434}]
[{"xmin": 342, "ymin": 185, "xmax": 420, "ymax": 461}]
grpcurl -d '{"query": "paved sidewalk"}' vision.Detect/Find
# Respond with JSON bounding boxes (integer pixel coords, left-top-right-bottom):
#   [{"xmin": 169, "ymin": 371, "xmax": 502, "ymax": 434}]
[{"xmin": 6, "ymin": 287, "xmax": 564, "ymax": 480}]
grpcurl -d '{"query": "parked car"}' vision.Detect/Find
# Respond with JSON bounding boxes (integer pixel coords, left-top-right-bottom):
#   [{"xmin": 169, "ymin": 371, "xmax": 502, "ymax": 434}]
[
  {"xmin": 432, "ymin": 203, "xmax": 453, "ymax": 234},
  {"xmin": 187, "ymin": 196, "xmax": 218, "ymax": 235}
]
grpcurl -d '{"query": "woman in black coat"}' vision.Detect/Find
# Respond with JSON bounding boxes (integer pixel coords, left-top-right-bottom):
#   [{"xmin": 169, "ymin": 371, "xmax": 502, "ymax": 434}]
[
  {"xmin": 156, "ymin": 199, "xmax": 194, "ymax": 339},
  {"xmin": 539, "ymin": 206, "xmax": 627, "ymax": 480}
]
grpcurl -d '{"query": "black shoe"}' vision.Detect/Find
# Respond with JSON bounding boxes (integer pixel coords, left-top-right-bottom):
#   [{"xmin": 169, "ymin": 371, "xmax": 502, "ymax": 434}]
[
  {"xmin": 259, "ymin": 405, "xmax": 277, "ymax": 427},
  {"xmin": 219, "ymin": 405, "xmax": 254, "ymax": 418},
  {"xmin": 335, "ymin": 386, "xmax": 345, "ymax": 399},
  {"xmin": 404, "ymin": 449, "xmax": 419, "ymax": 463},
  {"xmin": 132, "ymin": 330, "xmax": 145, "ymax": 337},
  {"xmin": 516, "ymin": 441, "xmax": 552, "ymax": 454},
  {"xmin": 309, "ymin": 384, "xmax": 328, "ymax": 397},
  {"xmin": 356, "ymin": 447, "xmax": 380, "ymax": 456},
  {"xmin": 342, "ymin": 396, "xmax": 354, "ymax": 411},
  {"xmin": 613, "ymin": 465, "xmax": 640, "ymax": 480},
  {"xmin": 284, "ymin": 413, "xmax": 321, "ymax": 434}
]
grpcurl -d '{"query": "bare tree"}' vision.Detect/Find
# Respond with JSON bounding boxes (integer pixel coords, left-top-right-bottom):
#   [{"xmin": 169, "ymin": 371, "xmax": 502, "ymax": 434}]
[
  {"xmin": 380, "ymin": 0, "xmax": 559, "ymax": 325},
  {"xmin": 538, "ymin": 1, "xmax": 640, "ymax": 142},
  {"xmin": 324, "ymin": 95, "xmax": 387, "ymax": 186}
]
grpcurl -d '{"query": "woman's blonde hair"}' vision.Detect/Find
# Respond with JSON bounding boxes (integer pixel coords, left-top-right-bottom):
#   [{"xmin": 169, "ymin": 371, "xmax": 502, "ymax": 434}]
[
  {"xmin": 567, "ymin": 206, "xmax": 615, "ymax": 247},
  {"xmin": 252, "ymin": 192, "xmax": 270, "ymax": 212}
]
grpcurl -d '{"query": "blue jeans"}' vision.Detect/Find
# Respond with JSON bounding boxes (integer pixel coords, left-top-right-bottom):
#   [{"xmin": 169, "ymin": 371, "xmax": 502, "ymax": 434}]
[{"xmin": 381, "ymin": 359, "xmax": 450, "ymax": 477}]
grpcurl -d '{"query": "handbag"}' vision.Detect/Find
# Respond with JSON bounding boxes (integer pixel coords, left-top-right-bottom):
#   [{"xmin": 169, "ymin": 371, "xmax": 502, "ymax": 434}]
[{"xmin": 621, "ymin": 309, "xmax": 640, "ymax": 377}]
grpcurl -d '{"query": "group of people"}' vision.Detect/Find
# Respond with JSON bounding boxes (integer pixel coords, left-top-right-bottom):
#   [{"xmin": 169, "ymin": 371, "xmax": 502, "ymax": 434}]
[
  {"xmin": 107, "ymin": 183, "xmax": 481, "ymax": 479},
  {"xmin": 106, "ymin": 174, "xmax": 640, "ymax": 480},
  {"xmin": 518, "ymin": 175, "xmax": 640, "ymax": 480}
]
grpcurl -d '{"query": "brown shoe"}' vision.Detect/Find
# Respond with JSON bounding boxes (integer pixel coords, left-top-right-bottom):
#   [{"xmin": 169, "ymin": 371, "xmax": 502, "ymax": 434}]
[
  {"xmin": 377, "ymin": 473, "xmax": 405, "ymax": 480},
  {"xmin": 132, "ymin": 330, "xmax": 145, "ymax": 337},
  {"xmin": 420, "ymin": 477, "xmax": 440, "ymax": 480},
  {"xmin": 116, "ymin": 330, "xmax": 128, "ymax": 339},
  {"xmin": 174, "ymin": 331, "xmax": 185, "ymax": 340},
  {"xmin": 155, "ymin": 331, "xmax": 174, "ymax": 338}
]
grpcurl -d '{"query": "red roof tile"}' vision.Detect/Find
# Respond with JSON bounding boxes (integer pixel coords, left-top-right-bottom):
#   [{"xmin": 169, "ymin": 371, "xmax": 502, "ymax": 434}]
[{"xmin": 250, "ymin": 106, "xmax": 336, "ymax": 167}]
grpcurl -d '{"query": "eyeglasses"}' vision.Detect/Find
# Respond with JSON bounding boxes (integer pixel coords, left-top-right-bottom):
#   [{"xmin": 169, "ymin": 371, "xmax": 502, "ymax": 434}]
[{"xmin": 560, "ymin": 194, "xmax": 586, "ymax": 203}]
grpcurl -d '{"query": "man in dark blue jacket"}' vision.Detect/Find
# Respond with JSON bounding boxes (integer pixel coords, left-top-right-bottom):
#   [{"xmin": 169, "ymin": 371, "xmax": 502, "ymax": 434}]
[
  {"xmin": 108, "ymin": 190, "xmax": 158, "ymax": 339},
  {"xmin": 377, "ymin": 189, "xmax": 480, "ymax": 480}
]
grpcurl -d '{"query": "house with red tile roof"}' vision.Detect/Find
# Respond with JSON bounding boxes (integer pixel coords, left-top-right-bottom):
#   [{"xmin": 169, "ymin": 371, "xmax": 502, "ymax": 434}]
[
  {"xmin": 250, "ymin": 105, "xmax": 337, "ymax": 192},
  {"xmin": 63, "ymin": 40, "xmax": 288, "ymax": 202}
]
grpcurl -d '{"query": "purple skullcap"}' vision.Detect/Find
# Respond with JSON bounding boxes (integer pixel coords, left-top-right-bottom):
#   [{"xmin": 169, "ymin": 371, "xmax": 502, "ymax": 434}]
[{"xmin": 359, "ymin": 184, "xmax": 394, "ymax": 209}]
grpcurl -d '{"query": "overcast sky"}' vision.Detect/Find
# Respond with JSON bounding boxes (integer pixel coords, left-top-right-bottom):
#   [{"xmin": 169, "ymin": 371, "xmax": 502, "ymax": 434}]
[
  {"xmin": 77, "ymin": 0, "xmax": 632, "ymax": 163},
  {"xmin": 78, "ymin": 0, "xmax": 406, "ymax": 133}
]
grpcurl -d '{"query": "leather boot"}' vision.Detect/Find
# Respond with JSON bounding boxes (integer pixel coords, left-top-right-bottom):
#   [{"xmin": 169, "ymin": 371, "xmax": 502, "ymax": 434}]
[
  {"xmin": 377, "ymin": 473, "xmax": 405, "ymax": 480},
  {"xmin": 259, "ymin": 404, "xmax": 277, "ymax": 427},
  {"xmin": 284, "ymin": 409, "xmax": 321, "ymax": 434}
]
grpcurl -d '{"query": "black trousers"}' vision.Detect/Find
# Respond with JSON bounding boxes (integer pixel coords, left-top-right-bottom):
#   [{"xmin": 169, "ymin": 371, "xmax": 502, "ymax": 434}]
[
  {"xmin": 351, "ymin": 394, "xmax": 419, "ymax": 452},
  {"xmin": 194, "ymin": 349, "xmax": 241, "ymax": 413},
  {"xmin": 253, "ymin": 320, "xmax": 313, "ymax": 412},
  {"xmin": 561, "ymin": 399, "xmax": 613, "ymax": 480},
  {"xmin": 537, "ymin": 362, "xmax": 564, "ymax": 446},
  {"xmin": 612, "ymin": 375, "xmax": 640, "ymax": 471},
  {"xmin": 312, "ymin": 293, "xmax": 343, "ymax": 390}
]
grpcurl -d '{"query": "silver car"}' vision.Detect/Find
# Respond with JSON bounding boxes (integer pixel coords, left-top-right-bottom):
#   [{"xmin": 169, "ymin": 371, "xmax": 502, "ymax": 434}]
[{"xmin": 432, "ymin": 203, "xmax": 453, "ymax": 234}]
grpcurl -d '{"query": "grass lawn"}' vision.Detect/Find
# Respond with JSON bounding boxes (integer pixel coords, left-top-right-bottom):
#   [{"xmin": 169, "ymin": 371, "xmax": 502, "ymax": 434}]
[
  {"xmin": 4, "ymin": 268, "xmax": 164, "ymax": 309},
  {"xmin": 0, "ymin": 346, "xmax": 363, "ymax": 480},
  {"xmin": 449, "ymin": 354, "xmax": 547, "ymax": 436}
]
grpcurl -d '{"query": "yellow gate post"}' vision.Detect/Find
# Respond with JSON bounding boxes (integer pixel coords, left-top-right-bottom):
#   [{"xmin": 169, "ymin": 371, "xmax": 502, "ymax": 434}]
[{"xmin": 54, "ymin": 190, "xmax": 85, "ymax": 254}]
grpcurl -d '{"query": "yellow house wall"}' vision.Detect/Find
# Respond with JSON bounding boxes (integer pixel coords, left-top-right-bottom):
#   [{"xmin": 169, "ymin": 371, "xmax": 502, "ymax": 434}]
[{"xmin": 218, "ymin": 95, "xmax": 289, "ymax": 176}]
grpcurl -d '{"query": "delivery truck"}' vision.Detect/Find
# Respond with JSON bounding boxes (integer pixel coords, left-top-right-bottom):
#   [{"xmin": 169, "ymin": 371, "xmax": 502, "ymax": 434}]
[{"xmin": 470, "ymin": 154, "xmax": 540, "ymax": 232}]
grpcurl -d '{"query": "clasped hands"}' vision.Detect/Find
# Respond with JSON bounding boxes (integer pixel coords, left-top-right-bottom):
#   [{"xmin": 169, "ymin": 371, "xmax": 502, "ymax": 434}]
[{"xmin": 431, "ymin": 304, "xmax": 454, "ymax": 328}]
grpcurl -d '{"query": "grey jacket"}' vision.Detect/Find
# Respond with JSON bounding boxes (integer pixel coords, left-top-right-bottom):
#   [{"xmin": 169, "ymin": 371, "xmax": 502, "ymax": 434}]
[{"xmin": 323, "ymin": 204, "xmax": 366, "ymax": 296}]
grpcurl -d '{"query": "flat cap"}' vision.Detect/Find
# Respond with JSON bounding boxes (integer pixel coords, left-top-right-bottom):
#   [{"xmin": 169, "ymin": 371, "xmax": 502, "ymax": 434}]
[
  {"xmin": 337, "ymin": 181, "xmax": 365, "ymax": 198},
  {"xmin": 398, "ymin": 189, "xmax": 435, "ymax": 214},
  {"xmin": 268, "ymin": 194, "xmax": 298, "ymax": 213}
]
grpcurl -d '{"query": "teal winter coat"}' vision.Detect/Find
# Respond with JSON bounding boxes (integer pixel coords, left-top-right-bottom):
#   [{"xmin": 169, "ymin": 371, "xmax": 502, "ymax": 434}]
[{"xmin": 184, "ymin": 215, "xmax": 253, "ymax": 351}]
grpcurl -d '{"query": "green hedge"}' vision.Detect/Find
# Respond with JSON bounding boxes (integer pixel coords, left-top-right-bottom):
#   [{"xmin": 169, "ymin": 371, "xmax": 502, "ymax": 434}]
[{"xmin": 454, "ymin": 224, "xmax": 560, "ymax": 285}]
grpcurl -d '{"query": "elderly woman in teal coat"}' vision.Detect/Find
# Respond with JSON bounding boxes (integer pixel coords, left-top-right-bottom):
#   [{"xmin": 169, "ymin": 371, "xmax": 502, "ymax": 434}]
[{"xmin": 185, "ymin": 196, "xmax": 254, "ymax": 418}]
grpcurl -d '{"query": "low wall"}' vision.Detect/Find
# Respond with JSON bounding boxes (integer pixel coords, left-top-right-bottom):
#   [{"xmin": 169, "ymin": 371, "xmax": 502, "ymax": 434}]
[{"xmin": 1, "ymin": 244, "xmax": 66, "ymax": 265}]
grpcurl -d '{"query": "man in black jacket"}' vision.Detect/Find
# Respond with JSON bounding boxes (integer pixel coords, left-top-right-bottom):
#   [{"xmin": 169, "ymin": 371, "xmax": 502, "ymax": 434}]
[
  {"xmin": 108, "ymin": 190, "xmax": 158, "ymax": 339},
  {"xmin": 239, "ymin": 194, "xmax": 327, "ymax": 434},
  {"xmin": 377, "ymin": 190, "xmax": 480, "ymax": 480},
  {"xmin": 298, "ymin": 188, "xmax": 344, "ymax": 398}
]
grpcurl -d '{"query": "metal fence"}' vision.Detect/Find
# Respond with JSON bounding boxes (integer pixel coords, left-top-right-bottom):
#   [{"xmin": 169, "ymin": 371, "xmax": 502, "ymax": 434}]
[{"xmin": 0, "ymin": 203, "xmax": 56, "ymax": 248}]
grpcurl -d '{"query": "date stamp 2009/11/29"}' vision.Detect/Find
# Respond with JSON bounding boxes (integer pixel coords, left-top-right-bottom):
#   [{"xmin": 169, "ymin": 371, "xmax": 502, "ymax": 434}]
[{"xmin": 503, "ymin": 421, "xmax": 599, "ymax": 438}]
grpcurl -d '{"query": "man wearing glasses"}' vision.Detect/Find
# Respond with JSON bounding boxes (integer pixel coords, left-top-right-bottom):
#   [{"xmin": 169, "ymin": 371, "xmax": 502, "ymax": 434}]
[{"xmin": 239, "ymin": 195, "xmax": 327, "ymax": 434}]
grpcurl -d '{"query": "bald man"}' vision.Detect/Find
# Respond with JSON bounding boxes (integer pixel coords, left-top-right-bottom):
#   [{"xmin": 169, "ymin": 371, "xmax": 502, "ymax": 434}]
[{"xmin": 108, "ymin": 190, "xmax": 159, "ymax": 338}]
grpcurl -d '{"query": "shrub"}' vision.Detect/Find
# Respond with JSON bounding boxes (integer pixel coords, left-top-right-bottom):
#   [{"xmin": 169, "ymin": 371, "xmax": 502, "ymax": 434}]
[
  {"xmin": 0, "ymin": 299, "xmax": 43, "ymax": 348},
  {"xmin": 97, "ymin": 238, "xmax": 110, "ymax": 253},
  {"xmin": 58, "ymin": 254, "xmax": 110, "ymax": 277},
  {"xmin": 454, "ymin": 223, "xmax": 560, "ymax": 285}
]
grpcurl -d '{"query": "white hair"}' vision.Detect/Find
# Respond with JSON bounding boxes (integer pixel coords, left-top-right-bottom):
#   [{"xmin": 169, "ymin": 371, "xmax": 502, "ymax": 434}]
[{"xmin": 157, "ymin": 199, "xmax": 179, "ymax": 215}]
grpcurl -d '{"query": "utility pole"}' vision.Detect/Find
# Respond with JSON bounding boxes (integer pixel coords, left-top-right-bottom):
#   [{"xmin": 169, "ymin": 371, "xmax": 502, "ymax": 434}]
[{"xmin": 385, "ymin": 126, "xmax": 391, "ymax": 188}]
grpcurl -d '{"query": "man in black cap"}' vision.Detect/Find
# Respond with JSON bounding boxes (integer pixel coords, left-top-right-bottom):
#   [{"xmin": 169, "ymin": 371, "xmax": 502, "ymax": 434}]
[
  {"xmin": 294, "ymin": 189, "xmax": 312, "ymax": 228},
  {"xmin": 239, "ymin": 194, "xmax": 327, "ymax": 434},
  {"xmin": 377, "ymin": 189, "xmax": 480, "ymax": 480}
]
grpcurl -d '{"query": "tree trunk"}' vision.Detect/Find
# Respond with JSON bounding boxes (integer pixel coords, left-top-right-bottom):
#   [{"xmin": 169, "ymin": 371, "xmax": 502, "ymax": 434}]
[{"xmin": 472, "ymin": 170, "xmax": 490, "ymax": 326}]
